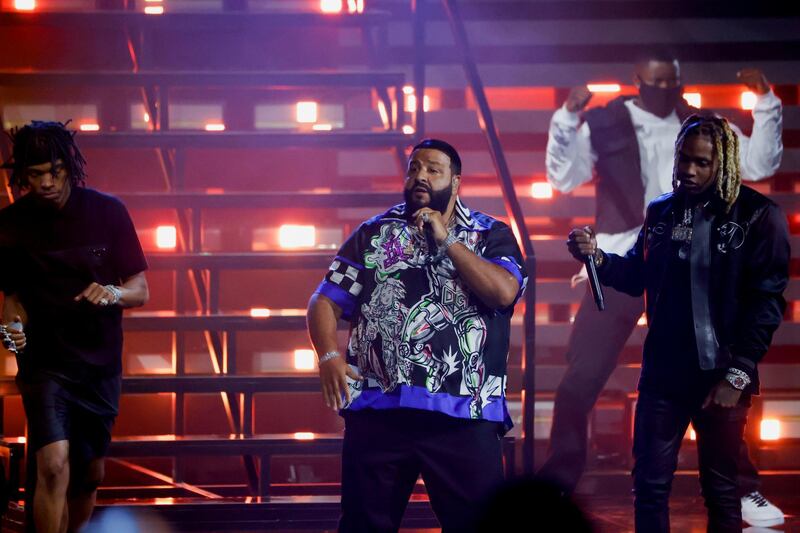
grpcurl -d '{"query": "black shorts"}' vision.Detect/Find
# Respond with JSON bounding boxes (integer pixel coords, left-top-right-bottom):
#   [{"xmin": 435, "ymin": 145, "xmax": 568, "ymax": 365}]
[{"xmin": 17, "ymin": 374, "xmax": 119, "ymax": 463}]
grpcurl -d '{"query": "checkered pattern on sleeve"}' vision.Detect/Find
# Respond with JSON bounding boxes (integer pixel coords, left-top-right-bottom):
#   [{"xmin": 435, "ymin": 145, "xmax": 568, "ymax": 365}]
[{"xmin": 325, "ymin": 258, "xmax": 364, "ymax": 298}]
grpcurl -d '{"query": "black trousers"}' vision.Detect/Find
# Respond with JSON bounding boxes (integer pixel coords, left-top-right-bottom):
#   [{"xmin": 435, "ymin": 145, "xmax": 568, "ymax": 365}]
[
  {"xmin": 538, "ymin": 287, "xmax": 762, "ymax": 496},
  {"xmin": 339, "ymin": 408, "xmax": 505, "ymax": 533},
  {"xmin": 633, "ymin": 391, "xmax": 749, "ymax": 533}
]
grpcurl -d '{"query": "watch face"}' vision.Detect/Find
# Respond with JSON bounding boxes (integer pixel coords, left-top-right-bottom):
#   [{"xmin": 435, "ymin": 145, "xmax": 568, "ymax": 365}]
[{"xmin": 728, "ymin": 375, "xmax": 746, "ymax": 390}]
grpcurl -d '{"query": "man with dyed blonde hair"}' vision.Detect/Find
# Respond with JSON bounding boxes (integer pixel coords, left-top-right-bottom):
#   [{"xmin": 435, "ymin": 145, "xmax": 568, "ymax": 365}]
[{"xmin": 566, "ymin": 114, "xmax": 789, "ymax": 531}]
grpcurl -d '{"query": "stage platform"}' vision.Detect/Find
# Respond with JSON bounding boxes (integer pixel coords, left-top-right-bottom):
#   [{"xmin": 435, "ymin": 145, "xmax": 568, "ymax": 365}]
[{"xmin": 4, "ymin": 494, "xmax": 798, "ymax": 532}]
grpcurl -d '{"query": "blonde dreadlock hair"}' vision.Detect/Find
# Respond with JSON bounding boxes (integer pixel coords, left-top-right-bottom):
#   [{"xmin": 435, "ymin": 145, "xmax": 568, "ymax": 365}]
[{"xmin": 672, "ymin": 113, "xmax": 741, "ymax": 212}]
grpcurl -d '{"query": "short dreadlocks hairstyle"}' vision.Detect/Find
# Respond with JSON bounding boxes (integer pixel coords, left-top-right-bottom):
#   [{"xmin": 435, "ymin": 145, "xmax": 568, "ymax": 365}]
[
  {"xmin": 3, "ymin": 120, "xmax": 87, "ymax": 188},
  {"xmin": 672, "ymin": 113, "xmax": 741, "ymax": 212}
]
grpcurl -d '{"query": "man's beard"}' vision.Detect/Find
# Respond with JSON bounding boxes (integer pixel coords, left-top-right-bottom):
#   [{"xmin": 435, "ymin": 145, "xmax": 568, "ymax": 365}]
[{"xmin": 403, "ymin": 183, "xmax": 453, "ymax": 215}]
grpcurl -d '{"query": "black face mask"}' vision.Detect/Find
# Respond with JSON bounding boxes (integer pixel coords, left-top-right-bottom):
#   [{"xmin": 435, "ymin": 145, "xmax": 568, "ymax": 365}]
[
  {"xmin": 638, "ymin": 78, "xmax": 683, "ymax": 118},
  {"xmin": 403, "ymin": 181, "xmax": 453, "ymax": 215}
]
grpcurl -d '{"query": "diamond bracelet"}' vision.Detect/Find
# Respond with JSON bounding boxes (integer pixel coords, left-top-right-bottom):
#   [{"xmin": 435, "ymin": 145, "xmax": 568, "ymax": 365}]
[
  {"xmin": 439, "ymin": 233, "xmax": 459, "ymax": 253},
  {"xmin": 318, "ymin": 350, "xmax": 341, "ymax": 364},
  {"xmin": 104, "ymin": 284, "xmax": 123, "ymax": 305}
]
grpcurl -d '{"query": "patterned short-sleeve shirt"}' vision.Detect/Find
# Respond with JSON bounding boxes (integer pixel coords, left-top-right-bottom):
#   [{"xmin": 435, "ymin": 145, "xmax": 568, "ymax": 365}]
[{"xmin": 315, "ymin": 198, "xmax": 527, "ymax": 431}]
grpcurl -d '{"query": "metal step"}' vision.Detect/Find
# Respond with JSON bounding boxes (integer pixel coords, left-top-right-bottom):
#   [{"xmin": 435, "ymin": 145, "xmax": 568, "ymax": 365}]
[
  {"xmin": 108, "ymin": 433, "xmax": 343, "ymax": 457},
  {"xmin": 114, "ymin": 191, "xmax": 800, "ymax": 223},
  {"xmin": 3, "ymin": 192, "xmax": 797, "ymax": 220},
  {"xmin": 93, "ymin": 496, "xmax": 438, "ymax": 530},
  {"xmin": 145, "ymin": 252, "xmax": 334, "ymax": 271},
  {"xmin": 0, "ymin": 375, "xmax": 319, "ymax": 396},
  {"xmin": 575, "ymin": 468, "xmax": 800, "ymax": 497},
  {"xmin": 122, "ymin": 375, "xmax": 319, "ymax": 394},
  {"xmin": 119, "ymin": 312, "xmax": 800, "ymax": 349},
  {"xmin": 0, "ymin": 10, "xmax": 393, "ymax": 29},
  {"xmin": 0, "ymin": 70, "xmax": 405, "ymax": 88},
  {"xmin": 74, "ymin": 130, "xmax": 411, "ymax": 149}
]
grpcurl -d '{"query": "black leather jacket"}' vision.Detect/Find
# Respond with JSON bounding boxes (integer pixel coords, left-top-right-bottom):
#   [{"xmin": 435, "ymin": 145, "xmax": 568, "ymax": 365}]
[{"xmin": 597, "ymin": 186, "xmax": 789, "ymax": 392}]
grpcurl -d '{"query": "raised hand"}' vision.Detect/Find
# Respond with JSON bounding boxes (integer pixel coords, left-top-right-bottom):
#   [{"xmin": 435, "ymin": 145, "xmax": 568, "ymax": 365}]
[
  {"xmin": 737, "ymin": 68, "xmax": 770, "ymax": 96},
  {"xmin": 565, "ymin": 85, "xmax": 593, "ymax": 113}
]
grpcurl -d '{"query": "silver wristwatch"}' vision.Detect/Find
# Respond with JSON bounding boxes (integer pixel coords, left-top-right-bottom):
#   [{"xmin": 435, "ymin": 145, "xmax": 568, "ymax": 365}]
[{"xmin": 725, "ymin": 368, "xmax": 751, "ymax": 391}]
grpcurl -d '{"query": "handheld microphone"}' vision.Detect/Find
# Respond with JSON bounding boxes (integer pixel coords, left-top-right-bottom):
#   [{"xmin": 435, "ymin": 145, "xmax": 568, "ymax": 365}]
[
  {"xmin": 584, "ymin": 228, "xmax": 605, "ymax": 311},
  {"xmin": 421, "ymin": 212, "xmax": 438, "ymax": 256}
]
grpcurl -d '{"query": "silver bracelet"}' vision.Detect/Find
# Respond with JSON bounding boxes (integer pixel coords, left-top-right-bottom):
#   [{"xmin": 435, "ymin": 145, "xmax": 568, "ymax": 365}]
[
  {"xmin": 439, "ymin": 233, "xmax": 459, "ymax": 253},
  {"xmin": 104, "ymin": 285, "xmax": 123, "ymax": 305},
  {"xmin": 318, "ymin": 350, "xmax": 341, "ymax": 364}
]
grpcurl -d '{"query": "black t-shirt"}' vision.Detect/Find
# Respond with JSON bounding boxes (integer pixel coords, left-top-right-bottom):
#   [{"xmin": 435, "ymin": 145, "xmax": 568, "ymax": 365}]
[
  {"xmin": 0, "ymin": 187, "xmax": 147, "ymax": 382},
  {"xmin": 639, "ymin": 240, "xmax": 721, "ymax": 405}
]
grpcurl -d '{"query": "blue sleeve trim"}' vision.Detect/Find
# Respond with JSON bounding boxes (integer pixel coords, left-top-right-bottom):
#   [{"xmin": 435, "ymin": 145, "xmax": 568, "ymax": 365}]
[
  {"xmin": 488, "ymin": 257, "xmax": 526, "ymax": 304},
  {"xmin": 316, "ymin": 281, "xmax": 357, "ymax": 320}
]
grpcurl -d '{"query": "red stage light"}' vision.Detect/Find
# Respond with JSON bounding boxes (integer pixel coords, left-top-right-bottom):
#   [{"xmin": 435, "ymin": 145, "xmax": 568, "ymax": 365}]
[
  {"xmin": 530, "ymin": 182, "xmax": 553, "ymax": 200},
  {"xmin": 279, "ymin": 225, "xmax": 316, "ymax": 248},
  {"xmin": 405, "ymin": 93, "xmax": 431, "ymax": 113},
  {"xmin": 250, "ymin": 308, "xmax": 271, "ymax": 318},
  {"xmin": 320, "ymin": 0, "xmax": 343, "ymax": 14},
  {"xmin": 14, "ymin": 0, "xmax": 36, "ymax": 11},
  {"xmin": 294, "ymin": 349, "xmax": 316, "ymax": 371},
  {"xmin": 683, "ymin": 92, "xmax": 702, "ymax": 108},
  {"xmin": 204, "ymin": 123, "xmax": 226, "ymax": 132},
  {"xmin": 347, "ymin": 0, "xmax": 365, "ymax": 13},
  {"xmin": 587, "ymin": 84, "xmax": 621, "ymax": 93},
  {"xmin": 79, "ymin": 123, "xmax": 100, "ymax": 132},
  {"xmin": 741, "ymin": 91, "xmax": 757, "ymax": 110},
  {"xmin": 296, "ymin": 102, "xmax": 318, "ymax": 124},
  {"xmin": 155, "ymin": 226, "xmax": 177, "ymax": 249},
  {"xmin": 760, "ymin": 419, "xmax": 781, "ymax": 441}
]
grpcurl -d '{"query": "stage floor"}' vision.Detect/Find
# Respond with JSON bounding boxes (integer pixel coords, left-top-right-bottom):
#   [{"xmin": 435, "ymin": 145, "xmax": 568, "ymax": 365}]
[
  {"xmin": 6, "ymin": 495, "xmax": 798, "ymax": 532},
  {"xmin": 397, "ymin": 496, "xmax": 800, "ymax": 533},
  {"xmin": 582, "ymin": 496, "xmax": 800, "ymax": 532}
]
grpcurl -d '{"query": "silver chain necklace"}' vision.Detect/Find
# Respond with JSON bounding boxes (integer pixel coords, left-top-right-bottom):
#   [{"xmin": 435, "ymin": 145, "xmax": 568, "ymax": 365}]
[{"xmin": 671, "ymin": 205, "xmax": 694, "ymax": 260}]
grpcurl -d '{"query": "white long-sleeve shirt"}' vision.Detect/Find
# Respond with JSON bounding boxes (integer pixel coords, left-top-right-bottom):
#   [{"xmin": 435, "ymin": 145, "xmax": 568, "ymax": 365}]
[{"xmin": 546, "ymin": 91, "xmax": 783, "ymax": 256}]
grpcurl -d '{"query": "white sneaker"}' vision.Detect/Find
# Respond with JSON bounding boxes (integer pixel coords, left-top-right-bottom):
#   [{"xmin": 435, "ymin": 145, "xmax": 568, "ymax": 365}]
[{"xmin": 741, "ymin": 491, "xmax": 785, "ymax": 528}]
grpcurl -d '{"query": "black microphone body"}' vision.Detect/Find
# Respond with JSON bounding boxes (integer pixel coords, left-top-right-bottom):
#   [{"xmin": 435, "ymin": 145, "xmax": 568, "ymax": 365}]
[
  {"xmin": 585, "ymin": 255, "xmax": 605, "ymax": 311},
  {"xmin": 423, "ymin": 222, "xmax": 438, "ymax": 256}
]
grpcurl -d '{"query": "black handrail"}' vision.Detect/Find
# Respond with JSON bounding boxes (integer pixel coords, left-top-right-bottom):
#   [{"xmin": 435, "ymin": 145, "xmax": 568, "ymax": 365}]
[{"xmin": 418, "ymin": 0, "xmax": 538, "ymax": 473}]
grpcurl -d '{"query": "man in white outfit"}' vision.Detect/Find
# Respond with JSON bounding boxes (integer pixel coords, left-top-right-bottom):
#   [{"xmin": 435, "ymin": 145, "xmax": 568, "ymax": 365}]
[{"xmin": 537, "ymin": 49, "xmax": 785, "ymax": 528}]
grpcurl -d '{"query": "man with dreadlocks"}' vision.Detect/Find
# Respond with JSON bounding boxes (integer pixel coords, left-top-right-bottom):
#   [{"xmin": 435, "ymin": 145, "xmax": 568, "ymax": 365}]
[
  {"xmin": 539, "ymin": 47, "xmax": 785, "ymax": 528},
  {"xmin": 567, "ymin": 114, "xmax": 789, "ymax": 532},
  {"xmin": 0, "ymin": 121, "xmax": 149, "ymax": 533}
]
